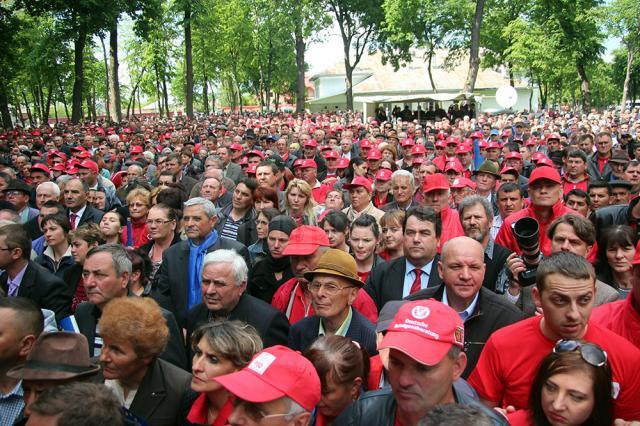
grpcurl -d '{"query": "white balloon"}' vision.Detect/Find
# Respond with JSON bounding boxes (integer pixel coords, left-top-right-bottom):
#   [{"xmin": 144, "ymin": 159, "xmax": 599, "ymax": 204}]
[{"xmin": 496, "ymin": 86, "xmax": 518, "ymax": 109}]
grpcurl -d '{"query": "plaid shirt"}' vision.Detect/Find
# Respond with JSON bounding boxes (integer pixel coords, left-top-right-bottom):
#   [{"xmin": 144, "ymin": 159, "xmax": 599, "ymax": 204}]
[{"xmin": 0, "ymin": 380, "xmax": 24, "ymax": 426}]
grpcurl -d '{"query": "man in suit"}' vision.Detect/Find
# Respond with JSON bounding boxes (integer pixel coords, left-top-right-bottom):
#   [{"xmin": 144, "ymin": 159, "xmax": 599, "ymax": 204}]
[
  {"xmin": 380, "ymin": 170, "xmax": 416, "ymax": 212},
  {"xmin": 3, "ymin": 180, "xmax": 38, "ymax": 224},
  {"xmin": 164, "ymin": 152, "xmax": 197, "ymax": 195},
  {"xmin": 24, "ymin": 183, "xmax": 61, "ymax": 241},
  {"xmin": 288, "ymin": 248, "xmax": 377, "ymax": 354},
  {"xmin": 74, "ymin": 244, "xmax": 187, "ymax": 370},
  {"xmin": 153, "ymin": 197, "xmax": 250, "ymax": 329},
  {"xmin": 217, "ymin": 146, "xmax": 242, "ymax": 184},
  {"xmin": 0, "ymin": 224, "xmax": 71, "ymax": 322},
  {"xmin": 457, "ymin": 195, "xmax": 512, "ymax": 292},
  {"xmin": 365, "ymin": 206, "xmax": 443, "ymax": 312},
  {"xmin": 63, "ymin": 178, "xmax": 104, "ymax": 229},
  {"xmin": 186, "ymin": 249, "xmax": 289, "ymax": 353},
  {"xmin": 406, "ymin": 237, "xmax": 522, "ymax": 378}
]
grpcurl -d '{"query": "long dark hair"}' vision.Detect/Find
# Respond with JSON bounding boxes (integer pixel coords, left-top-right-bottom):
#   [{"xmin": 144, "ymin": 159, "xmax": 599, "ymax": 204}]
[
  {"xmin": 596, "ymin": 225, "xmax": 637, "ymax": 287},
  {"xmin": 529, "ymin": 346, "xmax": 613, "ymax": 426}
]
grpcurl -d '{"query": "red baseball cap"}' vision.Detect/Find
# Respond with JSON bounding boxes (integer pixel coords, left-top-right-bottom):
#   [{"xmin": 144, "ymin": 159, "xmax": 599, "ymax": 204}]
[
  {"xmin": 478, "ymin": 140, "xmax": 489, "ymax": 149},
  {"xmin": 367, "ymin": 149, "xmax": 382, "ymax": 161},
  {"xmin": 130, "ymin": 145, "xmax": 144, "ymax": 154},
  {"xmin": 324, "ymin": 150, "xmax": 339, "ymax": 160},
  {"xmin": 444, "ymin": 161, "xmax": 462, "ymax": 173},
  {"xmin": 247, "ymin": 149, "xmax": 265, "ymax": 159},
  {"xmin": 401, "ymin": 139, "xmax": 415, "ymax": 148},
  {"xmin": 505, "ymin": 151, "xmax": 523, "ymax": 161},
  {"xmin": 70, "ymin": 146, "xmax": 86, "ymax": 152},
  {"xmin": 535, "ymin": 157, "xmax": 555, "ymax": 168},
  {"xmin": 344, "ymin": 176, "xmax": 372, "ymax": 193},
  {"xmin": 215, "ymin": 345, "xmax": 321, "ymax": 412},
  {"xmin": 304, "ymin": 139, "xmax": 318, "ymax": 148},
  {"xmin": 375, "ymin": 169, "xmax": 393, "ymax": 181},
  {"xmin": 239, "ymin": 157, "xmax": 249, "ymax": 166},
  {"xmin": 282, "ymin": 225, "xmax": 330, "ymax": 256},
  {"xmin": 529, "ymin": 166, "xmax": 561, "ymax": 185},
  {"xmin": 50, "ymin": 150, "xmax": 68, "ymax": 162},
  {"xmin": 422, "ymin": 173, "xmax": 450, "ymax": 193},
  {"xmin": 247, "ymin": 165, "xmax": 257, "ymax": 175},
  {"xmin": 525, "ymin": 139, "xmax": 537, "ymax": 147},
  {"xmin": 446, "ymin": 136, "xmax": 459, "ymax": 145},
  {"xmin": 360, "ymin": 140, "xmax": 372, "ymax": 149},
  {"xmin": 471, "ymin": 131, "xmax": 484, "ymax": 139},
  {"xmin": 293, "ymin": 159, "xmax": 304, "ymax": 169},
  {"xmin": 435, "ymin": 140, "xmax": 446, "ymax": 149},
  {"xmin": 30, "ymin": 163, "xmax": 51, "ymax": 175},
  {"xmin": 411, "ymin": 145, "xmax": 427, "ymax": 156},
  {"xmin": 547, "ymin": 132, "xmax": 561, "ymax": 141},
  {"xmin": 455, "ymin": 145, "xmax": 471, "ymax": 154},
  {"xmin": 451, "ymin": 177, "xmax": 476, "ymax": 190},
  {"xmin": 531, "ymin": 152, "xmax": 548, "ymax": 163},
  {"xmin": 379, "ymin": 300, "xmax": 464, "ymax": 366},
  {"xmin": 336, "ymin": 158, "xmax": 349, "ymax": 169},
  {"xmin": 320, "ymin": 145, "xmax": 332, "ymax": 151},
  {"xmin": 500, "ymin": 166, "xmax": 519, "ymax": 176},
  {"xmin": 300, "ymin": 159, "xmax": 317, "ymax": 169},
  {"xmin": 77, "ymin": 160, "xmax": 99, "ymax": 174},
  {"xmin": 66, "ymin": 167, "xmax": 78, "ymax": 175},
  {"xmin": 487, "ymin": 141, "xmax": 501, "ymax": 150},
  {"xmin": 51, "ymin": 164, "xmax": 66, "ymax": 172},
  {"xmin": 230, "ymin": 143, "xmax": 243, "ymax": 151},
  {"xmin": 412, "ymin": 157, "xmax": 426, "ymax": 166}
]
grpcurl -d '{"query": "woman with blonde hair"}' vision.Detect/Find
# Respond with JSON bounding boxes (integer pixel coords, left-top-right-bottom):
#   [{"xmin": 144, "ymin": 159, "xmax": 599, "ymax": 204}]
[
  {"xmin": 122, "ymin": 188, "xmax": 151, "ymax": 248},
  {"xmin": 284, "ymin": 178, "xmax": 318, "ymax": 226},
  {"xmin": 99, "ymin": 297, "xmax": 192, "ymax": 425},
  {"xmin": 187, "ymin": 320, "xmax": 263, "ymax": 425}
]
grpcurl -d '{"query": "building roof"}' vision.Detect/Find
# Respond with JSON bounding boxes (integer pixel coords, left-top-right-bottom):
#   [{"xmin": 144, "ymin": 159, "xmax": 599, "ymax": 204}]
[{"xmin": 310, "ymin": 49, "xmax": 527, "ymax": 95}]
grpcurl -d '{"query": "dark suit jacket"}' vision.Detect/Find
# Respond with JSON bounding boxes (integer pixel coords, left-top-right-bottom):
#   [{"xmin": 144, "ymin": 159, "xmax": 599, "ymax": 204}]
[
  {"xmin": 483, "ymin": 242, "xmax": 512, "ymax": 292},
  {"xmin": 406, "ymin": 284, "xmax": 523, "ymax": 378},
  {"xmin": 180, "ymin": 174, "xmax": 198, "ymax": 196},
  {"xmin": 224, "ymin": 162, "xmax": 243, "ymax": 184},
  {"xmin": 152, "ymin": 236, "xmax": 250, "ymax": 329},
  {"xmin": 24, "ymin": 216, "xmax": 42, "ymax": 240},
  {"xmin": 0, "ymin": 261, "xmax": 71, "ymax": 322},
  {"xmin": 75, "ymin": 300, "xmax": 188, "ymax": 370},
  {"xmin": 364, "ymin": 256, "xmax": 442, "ymax": 312},
  {"xmin": 129, "ymin": 358, "xmax": 192, "ymax": 426},
  {"xmin": 76, "ymin": 204, "xmax": 105, "ymax": 227},
  {"xmin": 186, "ymin": 293, "xmax": 289, "ymax": 360},
  {"xmin": 288, "ymin": 309, "xmax": 377, "ymax": 355},
  {"xmin": 379, "ymin": 201, "xmax": 412, "ymax": 213}
]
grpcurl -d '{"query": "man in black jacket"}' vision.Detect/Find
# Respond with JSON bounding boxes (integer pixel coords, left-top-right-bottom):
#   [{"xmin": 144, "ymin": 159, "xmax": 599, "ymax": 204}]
[
  {"xmin": 457, "ymin": 195, "xmax": 512, "ymax": 292},
  {"xmin": 405, "ymin": 236, "xmax": 522, "ymax": 378},
  {"xmin": 186, "ymin": 249, "xmax": 289, "ymax": 357},
  {"xmin": 0, "ymin": 224, "xmax": 71, "ymax": 322},
  {"xmin": 153, "ymin": 197, "xmax": 250, "ymax": 329},
  {"xmin": 74, "ymin": 244, "xmax": 187, "ymax": 370},
  {"xmin": 365, "ymin": 206, "xmax": 442, "ymax": 312},
  {"xmin": 334, "ymin": 299, "xmax": 507, "ymax": 426}
]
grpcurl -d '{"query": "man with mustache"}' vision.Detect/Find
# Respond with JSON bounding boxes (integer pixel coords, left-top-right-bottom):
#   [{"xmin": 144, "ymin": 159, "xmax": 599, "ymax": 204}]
[{"xmin": 457, "ymin": 195, "xmax": 512, "ymax": 292}]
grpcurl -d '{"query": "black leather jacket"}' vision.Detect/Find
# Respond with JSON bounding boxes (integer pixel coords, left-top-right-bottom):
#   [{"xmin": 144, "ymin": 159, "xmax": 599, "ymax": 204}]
[
  {"xmin": 591, "ymin": 196, "xmax": 640, "ymax": 239},
  {"xmin": 333, "ymin": 381, "xmax": 508, "ymax": 426}
]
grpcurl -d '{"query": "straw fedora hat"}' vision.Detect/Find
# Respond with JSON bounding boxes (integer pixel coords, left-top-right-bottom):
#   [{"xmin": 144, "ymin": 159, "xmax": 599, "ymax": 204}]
[{"xmin": 303, "ymin": 248, "xmax": 364, "ymax": 288}]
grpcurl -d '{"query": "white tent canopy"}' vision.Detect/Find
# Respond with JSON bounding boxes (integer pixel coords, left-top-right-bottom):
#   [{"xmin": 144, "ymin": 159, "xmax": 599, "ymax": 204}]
[{"xmin": 354, "ymin": 92, "xmax": 471, "ymax": 104}]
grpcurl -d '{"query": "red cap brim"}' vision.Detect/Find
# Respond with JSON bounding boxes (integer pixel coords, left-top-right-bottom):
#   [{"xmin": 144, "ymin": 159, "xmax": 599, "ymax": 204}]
[
  {"xmin": 282, "ymin": 243, "xmax": 320, "ymax": 256},
  {"xmin": 215, "ymin": 369, "xmax": 285, "ymax": 403}
]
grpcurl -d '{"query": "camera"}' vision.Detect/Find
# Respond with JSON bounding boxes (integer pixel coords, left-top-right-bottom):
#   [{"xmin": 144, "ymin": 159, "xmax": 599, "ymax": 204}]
[{"xmin": 513, "ymin": 217, "xmax": 542, "ymax": 286}]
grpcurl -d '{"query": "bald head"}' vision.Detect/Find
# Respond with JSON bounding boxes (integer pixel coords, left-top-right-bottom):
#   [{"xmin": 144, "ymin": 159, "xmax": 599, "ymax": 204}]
[
  {"xmin": 438, "ymin": 236, "xmax": 485, "ymax": 311},
  {"xmin": 441, "ymin": 236, "xmax": 484, "ymax": 262}
]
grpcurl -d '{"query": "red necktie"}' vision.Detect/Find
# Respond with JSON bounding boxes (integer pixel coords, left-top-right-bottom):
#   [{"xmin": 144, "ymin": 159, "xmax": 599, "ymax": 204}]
[
  {"xmin": 70, "ymin": 213, "xmax": 77, "ymax": 230},
  {"xmin": 410, "ymin": 269, "xmax": 423, "ymax": 294}
]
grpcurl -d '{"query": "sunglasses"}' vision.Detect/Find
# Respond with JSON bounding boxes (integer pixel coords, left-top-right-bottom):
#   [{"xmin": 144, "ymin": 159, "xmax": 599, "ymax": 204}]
[{"xmin": 553, "ymin": 340, "xmax": 607, "ymax": 367}]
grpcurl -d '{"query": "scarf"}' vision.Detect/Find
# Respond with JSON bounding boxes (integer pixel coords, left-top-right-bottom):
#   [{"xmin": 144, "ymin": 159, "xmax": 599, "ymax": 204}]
[{"xmin": 188, "ymin": 230, "xmax": 219, "ymax": 309}]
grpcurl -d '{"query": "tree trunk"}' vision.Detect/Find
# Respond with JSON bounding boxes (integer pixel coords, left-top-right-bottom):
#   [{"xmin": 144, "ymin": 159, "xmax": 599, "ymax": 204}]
[
  {"xmin": 126, "ymin": 66, "xmax": 146, "ymax": 118},
  {"xmin": 203, "ymin": 73, "xmax": 210, "ymax": 115},
  {"xmin": 0, "ymin": 85, "xmax": 12, "ymax": 128},
  {"xmin": 56, "ymin": 75, "xmax": 70, "ymax": 119},
  {"xmin": 154, "ymin": 64, "xmax": 163, "ymax": 118},
  {"xmin": 211, "ymin": 89, "xmax": 215, "ymax": 113},
  {"xmin": 576, "ymin": 60, "xmax": 590, "ymax": 112},
  {"xmin": 44, "ymin": 83, "xmax": 53, "ymax": 122},
  {"xmin": 294, "ymin": 14, "xmax": 306, "ymax": 113},
  {"xmin": 620, "ymin": 40, "xmax": 635, "ymax": 112},
  {"xmin": 162, "ymin": 73, "xmax": 170, "ymax": 117},
  {"xmin": 184, "ymin": 1, "xmax": 194, "ymax": 118},
  {"xmin": 53, "ymin": 95, "xmax": 59, "ymax": 123},
  {"xmin": 345, "ymin": 61, "xmax": 354, "ymax": 112},
  {"xmin": 426, "ymin": 49, "xmax": 437, "ymax": 93},
  {"xmin": 463, "ymin": 0, "xmax": 485, "ymax": 94},
  {"xmin": 100, "ymin": 37, "xmax": 111, "ymax": 121},
  {"xmin": 22, "ymin": 91, "xmax": 33, "ymax": 125},
  {"xmin": 109, "ymin": 22, "xmax": 122, "ymax": 122},
  {"xmin": 508, "ymin": 63, "xmax": 515, "ymax": 87},
  {"xmin": 71, "ymin": 28, "xmax": 87, "ymax": 123}
]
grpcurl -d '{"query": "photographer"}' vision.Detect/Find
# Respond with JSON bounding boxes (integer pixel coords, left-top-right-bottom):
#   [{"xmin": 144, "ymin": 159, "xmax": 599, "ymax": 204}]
[{"xmin": 500, "ymin": 214, "xmax": 619, "ymax": 316}]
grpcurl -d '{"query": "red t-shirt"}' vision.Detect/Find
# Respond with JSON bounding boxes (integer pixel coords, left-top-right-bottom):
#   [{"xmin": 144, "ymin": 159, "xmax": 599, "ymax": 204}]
[
  {"xmin": 591, "ymin": 293, "xmax": 640, "ymax": 350},
  {"xmin": 562, "ymin": 176, "xmax": 589, "ymax": 195},
  {"xmin": 311, "ymin": 183, "xmax": 330, "ymax": 204},
  {"xmin": 467, "ymin": 316, "xmax": 640, "ymax": 420},
  {"xmin": 597, "ymin": 155, "xmax": 610, "ymax": 173},
  {"xmin": 506, "ymin": 410, "xmax": 532, "ymax": 426}
]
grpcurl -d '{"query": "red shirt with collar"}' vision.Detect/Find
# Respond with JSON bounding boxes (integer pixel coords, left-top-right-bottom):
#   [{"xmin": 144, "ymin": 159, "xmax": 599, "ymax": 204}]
[
  {"xmin": 562, "ymin": 175, "xmax": 589, "ymax": 194},
  {"xmin": 591, "ymin": 292, "xmax": 640, "ymax": 349}
]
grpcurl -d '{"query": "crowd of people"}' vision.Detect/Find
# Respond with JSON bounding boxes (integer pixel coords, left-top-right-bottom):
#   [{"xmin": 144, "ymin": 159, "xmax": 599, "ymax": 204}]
[{"xmin": 1, "ymin": 106, "xmax": 640, "ymax": 426}]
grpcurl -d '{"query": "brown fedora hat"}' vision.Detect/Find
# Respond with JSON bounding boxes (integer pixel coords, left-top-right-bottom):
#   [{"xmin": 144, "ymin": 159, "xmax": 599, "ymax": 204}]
[
  {"xmin": 7, "ymin": 332, "xmax": 100, "ymax": 380},
  {"xmin": 303, "ymin": 248, "xmax": 364, "ymax": 288}
]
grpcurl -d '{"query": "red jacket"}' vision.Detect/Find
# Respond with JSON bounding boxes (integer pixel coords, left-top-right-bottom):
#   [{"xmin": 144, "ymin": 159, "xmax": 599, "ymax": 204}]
[
  {"xmin": 438, "ymin": 206, "xmax": 464, "ymax": 252},
  {"xmin": 495, "ymin": 201, "xmax": 575, "ymax": 257},
  {"xmin": 562, "ymin": 175, "xmax": 589, "ymax": 195},
  {"xmin": 120, "ymin": 218, "xmax": 150, "ymax": 249},
  {"xmin": 591, "ymin": 292, "xmax": 640, "ymax": 349},
  {"xmin": 271, "ymin": 278, "xmax": 379, "ymax": 325}
]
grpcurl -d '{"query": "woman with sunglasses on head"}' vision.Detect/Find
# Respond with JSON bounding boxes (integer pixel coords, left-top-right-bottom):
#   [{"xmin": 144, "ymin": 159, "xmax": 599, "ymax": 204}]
[{"xmin": 507, "ymin": 340, "xmax": 612, "ymax": 426}]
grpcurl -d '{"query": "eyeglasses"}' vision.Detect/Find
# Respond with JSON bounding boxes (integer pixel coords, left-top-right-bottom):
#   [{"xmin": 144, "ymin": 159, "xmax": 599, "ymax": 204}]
[
  {"xmin": 553, "ymin": 340, "xmax": 608, "ymax": 367},
  {"xmin": 307, "ymin": 282, "xmax": 354, "ymax": 295},
  {"xmin": 145, "ymin": 219, "xmax": 173, "ymax": 226},
  {"xmin": 129, "ymin": 202, "xmax": 149, "ymax": 208},
  {"xmin": 232, "ymin": 398, "xmax": 298, "ymax": 422},
  {"xmin": 4, "ymin": 191, "xmax": 24, "ymax": 197}
]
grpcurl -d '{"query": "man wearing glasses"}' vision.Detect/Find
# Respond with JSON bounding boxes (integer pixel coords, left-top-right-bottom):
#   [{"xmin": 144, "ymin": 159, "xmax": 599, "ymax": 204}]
[
  {"xmin": 287, "ymin": 248, "xmax": 377, "ymax": 355},
  {"xmin": 468, "ymin": 252, "xmax": 640, "ymax": 422}
]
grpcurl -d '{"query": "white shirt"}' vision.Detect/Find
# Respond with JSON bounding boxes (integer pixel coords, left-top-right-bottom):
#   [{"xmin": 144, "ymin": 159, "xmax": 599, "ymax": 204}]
[
  {"xmin": 69, "ymin": 204, "xmax": 87, "ymax": 229},
  {"xmin": 402, "ymin": 259, "xmax": 435, "ymax": 297}
]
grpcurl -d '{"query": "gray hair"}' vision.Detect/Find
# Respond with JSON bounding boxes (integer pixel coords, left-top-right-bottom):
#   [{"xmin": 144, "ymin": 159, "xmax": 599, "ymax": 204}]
[
  {"xmin": 56, "ymin": 174, "xmax": 73, "ymax": 186},
  {"xmin": 283, "ymin": 397, "xmax": 308, "ymax": 418},
  {"xmin": 457, "ymin": 195, "xmax": 494, "ymax": 223},
  {"xmin": 36, "ymin": 181, "xmax": 61, "ymax": 197},
  {"xmin": 391, "ymin": 169, "xmax": 415, "ymax": 188},
  {"xmin": 184, "ymin": 197, "xmax": 217, "ymax": 218},
  {"xmin": 86, "ymin": 244, "xmax": 132, "ymax": 277},
  {"xmin": 203, "ymin": 249, "xmax": 248, "ymax": 285}
]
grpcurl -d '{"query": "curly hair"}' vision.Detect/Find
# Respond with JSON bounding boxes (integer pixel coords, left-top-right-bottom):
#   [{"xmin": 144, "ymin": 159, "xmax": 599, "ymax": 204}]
[{"xmin": 99, "ymin": 297, "xmax": 169, "ymax": 359}]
